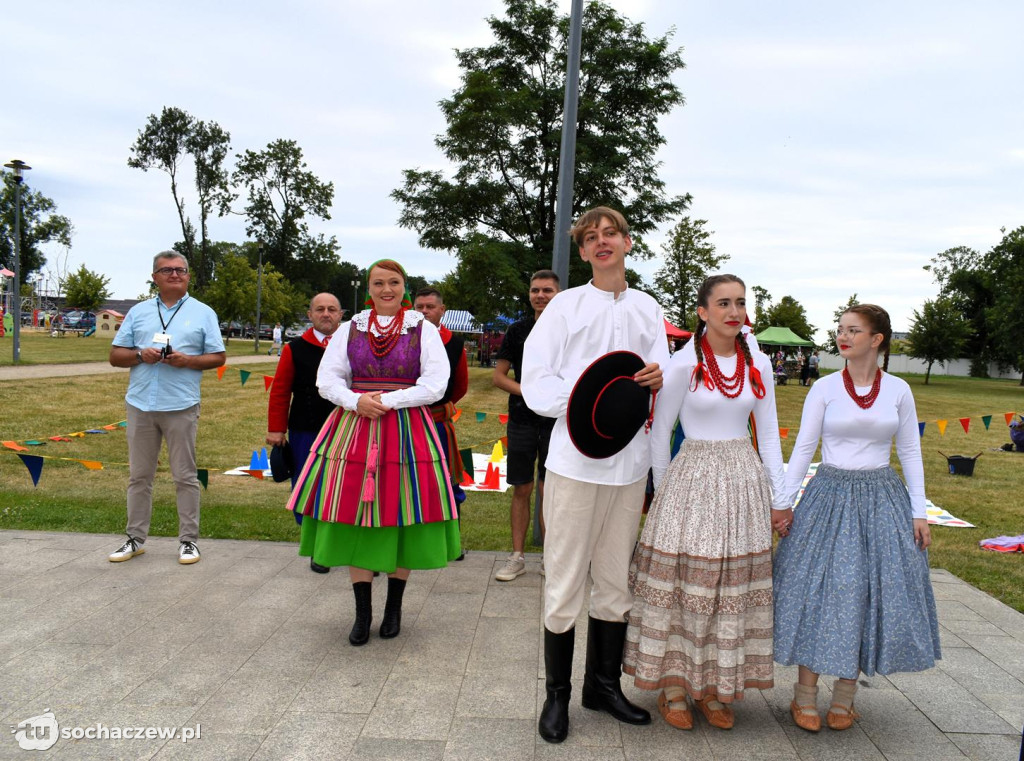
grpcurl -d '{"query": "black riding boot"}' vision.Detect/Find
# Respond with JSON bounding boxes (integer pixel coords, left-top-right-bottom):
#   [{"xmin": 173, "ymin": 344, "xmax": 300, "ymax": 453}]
[
  {"xmin": 349, "ymin": 582, "xmax": 372, "ymax": 646},
  {"xmin": 581, "ymin": 616, "xmax": 651, "ymax": 725},
  {"xmin": 538, "ymin": 627, "xmax": 575, "ymax": 743},
  {"xmin": 379, "ymin": 576, "xmax": 406, "ymax": 639}
]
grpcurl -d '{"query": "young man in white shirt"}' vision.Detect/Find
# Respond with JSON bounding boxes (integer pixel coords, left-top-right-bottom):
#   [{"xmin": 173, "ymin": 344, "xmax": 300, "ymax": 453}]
[{"xmin": 522, "ymin": 207, "xmax": 668, "ymax": 743}]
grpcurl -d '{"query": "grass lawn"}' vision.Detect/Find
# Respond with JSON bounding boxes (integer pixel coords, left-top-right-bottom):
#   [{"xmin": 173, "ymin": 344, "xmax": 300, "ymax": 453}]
[
  {"xmin": 1, "ymin": 363, "xmax": 1021, "ymax": 612},
  {"xmin": 0, "ymin": 328, "xmax": 266, "ymax": 366}
]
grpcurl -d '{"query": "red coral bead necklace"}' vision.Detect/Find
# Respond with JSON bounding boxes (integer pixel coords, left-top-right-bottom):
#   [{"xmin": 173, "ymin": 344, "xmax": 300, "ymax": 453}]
[
  {"xmin": 368, "ymin": 308, "xmax": 405, "ymax": 358},
  {"xmin": 701, "ymin": 335, "xmax": 745, "ymax": 398},
  {"xmin": 842, "ymin": 366, "xmax": 881, "ymax": 409}
]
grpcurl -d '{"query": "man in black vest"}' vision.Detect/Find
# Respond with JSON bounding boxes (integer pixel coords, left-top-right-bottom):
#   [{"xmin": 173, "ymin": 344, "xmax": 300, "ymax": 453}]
[
  {"xmin": 414, "ymin": 287, "xmax": 469, "ymax": 559},
  {"xmin": 267, "ymin": 293, "xmax": 343, "ymax": 573}
]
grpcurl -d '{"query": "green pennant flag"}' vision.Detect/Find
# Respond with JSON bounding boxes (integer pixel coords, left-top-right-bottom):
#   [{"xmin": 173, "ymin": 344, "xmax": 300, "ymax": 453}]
[
  {"xmin": 982, "ymin": 415, "xmax": 992, "ymax": 430},
  {"xmin": 197, "ymin": 469, "xmax": 209, "ymax": 490},
  {"xmin": 476, "ymin": 411, "xmax": 486, "ymax": 422},
  {"xmin": 239, "ymin": 370, "xmax": 251, "ymax": 387},
  {"xmin": 460, "ymin": 448, "xmax": 474, "ymax": 475},
  {"xmin": 24, "ymin": 440, "xmax": 44, "ymax": 446}
]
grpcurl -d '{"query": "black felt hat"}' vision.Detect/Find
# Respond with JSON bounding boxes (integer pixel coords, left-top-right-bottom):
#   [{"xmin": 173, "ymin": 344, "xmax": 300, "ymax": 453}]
[
  {"xmin": 269, "ymin": 442, "xmax": 294, "ymax": 483},
  {"xmin": 567, "ymin": 351, "xmax": 651, "ymax": 459}
]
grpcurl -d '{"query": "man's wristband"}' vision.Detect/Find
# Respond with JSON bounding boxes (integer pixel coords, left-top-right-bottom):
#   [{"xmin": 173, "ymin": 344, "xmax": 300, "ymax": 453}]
[{"xmin": 135, "ymin": 350, "xmax": 143, "ymax": 365}]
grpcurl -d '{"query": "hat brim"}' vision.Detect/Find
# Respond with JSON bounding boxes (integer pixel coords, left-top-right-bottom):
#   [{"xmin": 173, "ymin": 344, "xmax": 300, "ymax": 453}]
[
  {"xmin": 567, "ymin": 351, "xmax": 651, "ymax": 459},
  {"xmin": 269, "ymin": 442, "xmax": 293, "ymax": 483}
]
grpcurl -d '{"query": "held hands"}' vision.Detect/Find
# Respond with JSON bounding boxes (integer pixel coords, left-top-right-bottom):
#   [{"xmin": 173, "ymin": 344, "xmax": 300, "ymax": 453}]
[
  {"xmin": 266, "ymin": 432, "xmax": 286, "ymax": 447},
  {"xmin": 913, "ymin": 518, "xmax": 931, "ymax": 550},
  {"xmin": 160, "ymin": 350, "xmax": 192, "ymax": 369},
  {"xmin": 772, "ymin": 507, "xmax": 794, "ymax": 538},
  {"xmin": 356, "ymin": 391, "xmax": 390, "ymax": 419},
  {"xmin": 634, "ymin": 362, "xmax": 663, "ymax": 391}
]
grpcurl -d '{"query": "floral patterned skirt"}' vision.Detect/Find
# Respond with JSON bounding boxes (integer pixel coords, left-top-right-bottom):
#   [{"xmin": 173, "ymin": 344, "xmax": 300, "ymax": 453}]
[
  {"xmin": 773, "ymin": 465, "xmax": 940, "ymax": 678},
  {"xmin": 623, "ymin": 438, "xmax": 774, "ymax": 701}
]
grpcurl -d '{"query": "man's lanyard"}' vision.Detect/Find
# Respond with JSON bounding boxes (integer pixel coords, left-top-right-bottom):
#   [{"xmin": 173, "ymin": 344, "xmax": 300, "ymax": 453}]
[{"xmin": 157, "ymin": 295, "xmax": 188, "ymax": 332}]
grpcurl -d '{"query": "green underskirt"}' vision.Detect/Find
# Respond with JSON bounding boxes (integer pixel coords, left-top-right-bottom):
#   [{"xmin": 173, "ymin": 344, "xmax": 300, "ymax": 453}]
[{"xmin": 298, "ymin": 517, "xmax": 461, "ymax": 572}]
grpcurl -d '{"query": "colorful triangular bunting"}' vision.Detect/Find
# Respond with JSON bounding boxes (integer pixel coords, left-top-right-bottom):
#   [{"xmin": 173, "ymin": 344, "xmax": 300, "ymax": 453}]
[
  {"xmin": 779, "ymin": 428, "xmax": 789, "ymax": 439},
  {"xmin": 490, "ymin": 441, "xmax": 504, "ymax": 462},
  {"xmin": 982, "ymin": 415, "xmax": 992, "ymax": 430},
  {"xmin": 197, "ymin": 469, "xmax": 209, "ymax": 490},
  {"xmin": 1006, "ymin": 412, "xmax": 1016, "ymax": 426},
  {"xmin": 918, "ymin": 422, "xmax": 926, "ymax": 438},
  {"xmin": 17, "ymin": 454, "xmax": 44, "ymax": 487},
  {"xmin": 959, "ymin": 417, "xmax": 970, "ymax": 434},
  {"xmin": 936, "ymin": 420, "xmax": 948, "ymax": 436},
  {"xmin": 452, "ymin": 408, "xmax": 463, "ymax": 423},
  {"xmin": 239, "ymin": 370, "xmax": 251, "ymax": 387},
  {"xmin": 460, "ymin": 448, "xmax": 474, "ymax": 476},
  {"xmin": 476, "ymin": 411, "xmax": 486, "ymax": 422},
  {"xmin": 2, "ymin": 441, "xmax": 28, "ymax": 452},
  {"xmin": 264, "ymin": 375, "xmax": 274, "ymax": 392},
  {"xmin": 498, "ymin": 414, "xmax": 509, "ymax": 424},
  {"xmin": 216, "ymin": 365, "xmax": 227, "ymax": 380},
  {"xmin": 78, "ymin": 460, "xmax": 103, "ymax": 470}
]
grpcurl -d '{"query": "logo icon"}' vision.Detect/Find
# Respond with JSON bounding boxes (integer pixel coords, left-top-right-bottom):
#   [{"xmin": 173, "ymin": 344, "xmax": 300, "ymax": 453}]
[{"xmin": 11, "ymin": 710, "xmax": 59, "ymax": 751}]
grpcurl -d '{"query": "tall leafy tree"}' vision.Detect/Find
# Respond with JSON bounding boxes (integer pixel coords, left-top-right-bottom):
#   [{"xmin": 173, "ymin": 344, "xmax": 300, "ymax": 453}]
[
  {"xmin": 751, "ymin": 286, "xmax": 772, "ymax": 333},
  {"xmin": 983, "ymin": 226, "xmax": 1024, "ymax": 384},
  {"xmin": 764, "ymin": 296, "xmax": 816, "ymax": 342},
  {"xmin": 233, "ymin": 139, "xmax": 336, "ymax": 291},
  {"xmin": 392, "ymin": 0, "xmax": 690, "ymax": 313},
  {"xmin": 654, "ymin": 217, "xmax": 728, "ymax": 329},
  {"xmin": 906, "ymin": 297, "xmax": 971, "ymax": 384},
  {"xmin": 128, "ymin": 107, "xmax": 233, "ymax": 290},
  {"xmin": 201, "ymin": 251, "xmax": 303, "ymax": 333},
  {"xmin": 924, "ymin": 246, "xmax": 992, "ymax": 376},
  {"xmin": 63, "ymin": 264, "xmax": 111, "ymax": 312},
  {"xmin": 823, "ymin": 294, "xmax": 859, "ymax": 355},
  {"xmin": 1, "ymin": 173, "xmax": 74, "ymax": 279}
]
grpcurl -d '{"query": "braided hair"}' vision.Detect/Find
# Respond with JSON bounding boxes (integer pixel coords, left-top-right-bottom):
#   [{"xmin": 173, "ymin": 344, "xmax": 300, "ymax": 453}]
[
  {"xmin": 844, "ymin": 303, "xmax": 892, "ymax": 372},
  {"xmin": 691, "ymin": 274, "xmax": 763, "ymax": 393}
]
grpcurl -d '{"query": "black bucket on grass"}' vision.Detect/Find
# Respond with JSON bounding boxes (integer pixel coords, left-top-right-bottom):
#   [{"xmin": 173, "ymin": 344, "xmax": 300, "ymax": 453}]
[{"xmin": 939, "ymin": 451, "xmax": 981, "ymax": 477}]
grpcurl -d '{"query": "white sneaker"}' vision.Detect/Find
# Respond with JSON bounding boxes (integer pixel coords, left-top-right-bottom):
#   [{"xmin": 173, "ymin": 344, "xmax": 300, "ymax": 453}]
[
  {"xmin": 109, "ymin": 536, "xmax": 144, "ymax": 562},
  {"xmin": 178, "ymin": 541, "xmax": 201, "ymax": 565},
  {"xmin": 495, "ymin": 553, "xmax": 526, "ymax": 582}
]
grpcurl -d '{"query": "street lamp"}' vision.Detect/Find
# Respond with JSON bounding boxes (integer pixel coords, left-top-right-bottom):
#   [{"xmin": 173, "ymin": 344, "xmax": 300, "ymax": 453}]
[
  {"xmin": 350, "ymin": 278, "xmax": 360, "ymax": 318},
  {"xmin": 4, "ymin": 159, "xmax": 31, "ymax": 363},
  {"xmin": 253, "ymin": 242, "xmax": 263, "ymax": 353}
]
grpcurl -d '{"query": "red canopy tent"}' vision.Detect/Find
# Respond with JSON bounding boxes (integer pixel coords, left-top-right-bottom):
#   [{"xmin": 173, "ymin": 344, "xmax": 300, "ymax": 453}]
[{"xmin": 664, "ymin": 319, "xmax": 691, "ymax": 340}]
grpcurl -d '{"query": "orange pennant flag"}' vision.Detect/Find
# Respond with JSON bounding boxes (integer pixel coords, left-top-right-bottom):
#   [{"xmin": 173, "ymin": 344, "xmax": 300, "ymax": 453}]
[
  {"xmin": 452, "ymin": 408, "xmax": 463, "ymax": 423},
  {"xmin": 264, "ymin": 375, "xmax": 274, "ymax": 392},
  {"xmin": 779, "ymin": 428, "xmax": 789, "ymax": 439},
  {"xmin": 103, "ymin": 424, "xmax": 118, "ymax": 430},
  {"xmin": 1006, "ymin": 412, "xmax": 1016, "ymax": 426},
  {"xmin": 217, "ymin": 365, "xmax": 227, "ymax": 380},
  {"xmin": 245, "ymin": 469, "xmax": 265, "ymax": 480},
  {"xmin": 936, "ymin": 419, "xmax": 948, "ymax": 436},
  {"xmin": 78, "ymin": 460, "xmax": 103, "ymax": 470},
  {"xmin": 959, "ymin": 417, "xmax": 970, "ymax": 434},
  {"xmin": 500, "ymin": 436, "xmax": 508, "ymax": 449},
  {"xmin": 2, "ymin": 441, "xmax": 29, "ymax": 452},
  {"xmin": 49, "ymin": 436, "xmax": 72, "ymax": 442}
]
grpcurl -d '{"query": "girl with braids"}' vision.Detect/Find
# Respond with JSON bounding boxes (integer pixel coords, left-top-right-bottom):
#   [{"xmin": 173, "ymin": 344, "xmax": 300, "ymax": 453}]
[
  {"xmin": 623, "ymin": 274, "xmax": 790, "ymax": 731},
  {"xmin": 772, "ymin": 304, "xmax": 939, "ymax": 732}
]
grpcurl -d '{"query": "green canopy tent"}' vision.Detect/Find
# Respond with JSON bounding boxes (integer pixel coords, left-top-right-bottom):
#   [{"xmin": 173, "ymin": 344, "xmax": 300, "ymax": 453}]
[{"xmin": 754, "ymin": 326, "xmax": 814, "ymax": 347}]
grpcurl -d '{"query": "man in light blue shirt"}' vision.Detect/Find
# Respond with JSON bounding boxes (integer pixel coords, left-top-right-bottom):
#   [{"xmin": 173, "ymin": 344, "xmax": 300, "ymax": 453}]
[{"xmin": 108, "ymin": 251, "xmax": 225, "ymax": 565}]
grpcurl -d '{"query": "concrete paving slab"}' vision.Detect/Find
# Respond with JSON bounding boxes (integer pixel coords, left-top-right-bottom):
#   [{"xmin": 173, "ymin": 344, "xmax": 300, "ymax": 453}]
[{"xmin": 1, "ymin": 530, "xmax": 1023, "ymax": 761}]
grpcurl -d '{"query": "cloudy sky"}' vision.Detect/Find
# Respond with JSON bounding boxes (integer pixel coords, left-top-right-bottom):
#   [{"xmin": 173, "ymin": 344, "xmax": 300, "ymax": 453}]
[{"xmin": 5, "ymin": 0, "xmax": 1022, "ymax": 340}]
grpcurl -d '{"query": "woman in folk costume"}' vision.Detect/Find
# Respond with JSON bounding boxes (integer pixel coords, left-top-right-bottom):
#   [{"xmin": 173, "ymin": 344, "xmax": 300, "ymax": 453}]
[
  {"xmin": 623, "ymin": 274, "xmax": 790, "ymax": 731},
  {"xmin": 286, "ymin": 260, "xmax": 460, "ymax": 646},
  {"xmin": 773, "ymin": 304, "xmax": 939, "ymax": 732}
]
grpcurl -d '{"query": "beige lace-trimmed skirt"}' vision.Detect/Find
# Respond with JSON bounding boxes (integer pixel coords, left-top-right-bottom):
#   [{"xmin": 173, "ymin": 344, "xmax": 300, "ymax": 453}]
[{"xmin": 623, "ymin": 437, "xmax": 774, "ymax": 701}]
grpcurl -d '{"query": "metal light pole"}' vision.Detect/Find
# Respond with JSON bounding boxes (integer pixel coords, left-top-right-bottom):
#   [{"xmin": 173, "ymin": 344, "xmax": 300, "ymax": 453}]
[
  {"xmin": 550, "ymin": 0, "xmax": 584, "ymax": 288},
  {"xmin": 4, "ymin": 159, "xmax": 31, "ymax": 363},
  {"xmin": 253, "ymin": 242, "xmax": 263, "ymax": 353},
  {"xmin": 350, "ymin": 278, "xmax": 359, "ymax": 318}
]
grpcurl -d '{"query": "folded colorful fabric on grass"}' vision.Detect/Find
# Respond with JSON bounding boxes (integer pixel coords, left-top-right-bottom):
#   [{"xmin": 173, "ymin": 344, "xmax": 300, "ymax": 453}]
[{"xmin": 979, "ymin": 535, "xmax": 1024, "ymax": 552}]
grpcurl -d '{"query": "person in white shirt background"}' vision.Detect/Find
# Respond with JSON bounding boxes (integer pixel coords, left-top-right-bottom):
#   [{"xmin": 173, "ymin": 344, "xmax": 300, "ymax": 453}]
[
  {"xmin": 522, "ymin": 207, "xmax": 666, "ymax": 744},
  {"xmin": 772, "ymin": 303, "xmax": 940, "ymax": 733},
  {"xmin": 623, "ymin": 273, "xmax": 789, "ymax": 732}
]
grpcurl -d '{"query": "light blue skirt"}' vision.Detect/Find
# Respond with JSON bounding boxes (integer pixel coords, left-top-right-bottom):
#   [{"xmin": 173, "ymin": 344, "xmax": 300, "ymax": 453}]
[{"xmin": 773, "ymin": 465, "xmax": 941, "ymax": 679}]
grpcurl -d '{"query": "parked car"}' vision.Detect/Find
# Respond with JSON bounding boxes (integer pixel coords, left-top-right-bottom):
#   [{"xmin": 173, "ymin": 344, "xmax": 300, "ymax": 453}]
[
  {"xmin": 60, "ymin": 309, "xmax": 96, "ymax": 329},
  {"xmin": 219, "ymin": 321, "xmax": 245, "ymax": 338},
  {"xmin": 244, "ymin": 324, "xmax": 274, "ymax": 340},
  {"xmin": 285, "ymin": 322, "xmax": 310, "ymax": 339}
]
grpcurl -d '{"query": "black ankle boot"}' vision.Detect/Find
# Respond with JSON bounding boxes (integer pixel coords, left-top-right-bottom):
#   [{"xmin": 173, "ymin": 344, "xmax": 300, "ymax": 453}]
[
  {"xmin": 538, "ymin": 627, "xmax": 575, "ymax": 743},
  {"xmin": 349, "ymin": 582, "xmax": 372, "ymax": 646},
  {"xmin": 379, "ymin": 577, "xmax": 406, "ymax": 639},
  {"xmin": 581, "ymin": 616, "xmax": 651, "ymax": 725}
]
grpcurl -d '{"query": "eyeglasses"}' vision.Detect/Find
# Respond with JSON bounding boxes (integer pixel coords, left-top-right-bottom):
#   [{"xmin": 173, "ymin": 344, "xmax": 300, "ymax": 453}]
[
  {"xmin": 835, "ymin": 326, "xmax": 870, "ymax": 338},
  {"xmin": 154, "ymin": 267, "xmax": 189, "ymax": 276}
]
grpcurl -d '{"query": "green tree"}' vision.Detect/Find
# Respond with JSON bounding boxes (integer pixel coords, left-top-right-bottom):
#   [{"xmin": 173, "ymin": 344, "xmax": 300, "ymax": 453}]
[
  {"xmin": 751, "ymin": 286, "xmax": 772, "ymax": 333},
  {"xmin": 823, "ymin": 294, "xmax": 859, "ymax": 355},
  {"xmin": 233, "ymin": 139, "xmax": 337, "ymax": 291},
  {"xmin": 924, "ymin": 246, "xmax": 991, "ymax": 376},
  {"xmin": 63, "ymin": 264, "xmax": 111, "ymax": 312},
  {"xmin": 654, "ymin": 217, "xmax": 728, "ymax": 329},
  {"xmin": 907, "ymin": 297, "xmax": 971, "ymax": 384},
  {"xmin": 983, "ymin": 226, "xmax": 1024, "ymax": 384},
  {"xmin": 438, "ymin": 234, "xmax": 527, "ymax": 325},
  {"xmin": 128, "ymin": 107, "xmax": 233, "ymax": 290},
  {"xmin": 1, "ymin": 173, "xmax": 74, "ymax": 279},
  {"xmin": 764, "ymin": 296, "xmax": 816, "ymax": 342},
  {"xmin": 392, "ymin": 0, "xmax": 690, "ymax": 313},
  {"xmin": 202, "ymin": 251, "xmax": 302, "ymax": 334}
]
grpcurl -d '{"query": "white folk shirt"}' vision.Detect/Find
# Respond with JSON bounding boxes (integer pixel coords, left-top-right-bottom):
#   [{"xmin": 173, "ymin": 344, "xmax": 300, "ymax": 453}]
[
  {"xmin": 521, "ymin": 282, "xmax": 670, "ymax": 486},
  {"xmin": 782, "ymin": 370, "xmax": 926, "ymax": 518},
  {"xmin": 315, "ymin": 310, "xmax": 450, "ymax": 411},
  {"xmin": 651, "ymin": 337, "xmax": 788, "ymax": 509}
]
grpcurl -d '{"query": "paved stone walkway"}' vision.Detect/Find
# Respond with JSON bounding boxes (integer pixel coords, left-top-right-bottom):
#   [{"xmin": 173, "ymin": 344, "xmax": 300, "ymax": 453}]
[
  {"xmin": 0, "ymin": 354, "xmax": 272, "ymax": 382},
  {"xmin": 0, "ymin": 530, "xmax": 1021, "ymax": 760}
]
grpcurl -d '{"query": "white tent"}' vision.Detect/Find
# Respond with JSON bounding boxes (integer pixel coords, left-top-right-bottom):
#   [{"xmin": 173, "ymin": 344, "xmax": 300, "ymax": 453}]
[{"xmin": 441, "ymin": 309, "xmax": 483, "ymax": 333}]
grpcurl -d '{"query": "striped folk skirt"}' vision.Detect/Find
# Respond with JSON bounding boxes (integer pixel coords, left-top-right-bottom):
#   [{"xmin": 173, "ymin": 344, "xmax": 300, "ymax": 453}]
[
  {"xmin": 773, "ymin": 465, "xmax": 940, "ymax": 679},
  {"xmin": 286, "ymin": 405, "xmax": 460, "ymax": 571},
  {"xmin": 623, "ymin": 438, "xmax": 774, "ymax": 702}
]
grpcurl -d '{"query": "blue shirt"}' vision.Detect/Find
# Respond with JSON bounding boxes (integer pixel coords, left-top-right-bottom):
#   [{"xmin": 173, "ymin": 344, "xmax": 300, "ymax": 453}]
[{"xmin": 112, "ymin": 295, "xmax": 225, "ymax": 412}]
